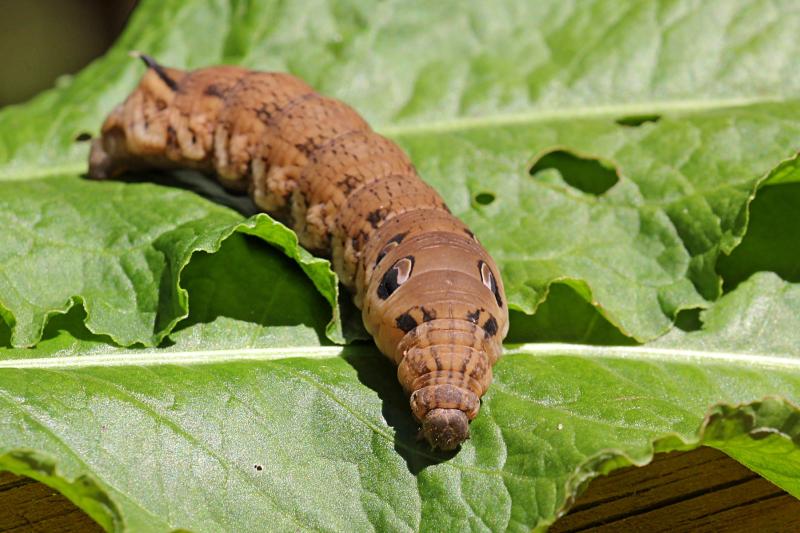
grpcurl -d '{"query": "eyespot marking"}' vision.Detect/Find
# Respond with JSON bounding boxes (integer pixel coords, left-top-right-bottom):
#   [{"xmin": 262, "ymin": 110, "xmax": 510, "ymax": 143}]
[
  {"xmin": 375, "ymin": 232, "xmax": 408, "ymax": 266},
  {"xmin": 463, "ymin": 228, "xmax": 479, "ymax": 242},
  {"xmin": 483, "ymin": 315, "xmax": 498, "ymax": 338},
  {"xmin": 375, "ymin": 241, "xmax": 398, "ymax": 266},
  {"xmin": 395, "ymin": 312, "xmax": 418, "ymax": 333},
  {"xmin": 421, "ymin": 307, "xmax": 436, "ymax": 322},
  {"xmin": 479, "ymin": 260, "xmax": 503, "ymax": 308},
  {"xmin": 466, "ymin": 309, "xmax": 481, "ymax": 324},
  {"xmin": 377, "ymin": 256, "xmax": 414, "ymax": 300},
  {"xmin": 395, "ymin": 256, "xmax": 414, "ymax": 284}
]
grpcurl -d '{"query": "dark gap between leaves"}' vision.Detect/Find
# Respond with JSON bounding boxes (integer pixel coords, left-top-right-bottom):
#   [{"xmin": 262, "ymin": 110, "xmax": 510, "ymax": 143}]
[
  {"xmin": 717, "ymin": 182, "xmax": 800, "ymax": 292},
  {"xmin": 505, "ymin": 283, "xmax": 636, "ymax": 345}
]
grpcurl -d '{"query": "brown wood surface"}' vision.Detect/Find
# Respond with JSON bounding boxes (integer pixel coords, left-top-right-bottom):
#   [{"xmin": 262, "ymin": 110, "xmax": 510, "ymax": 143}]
[
  {"xmin": 0, "ymin": 471, "xmax": 101, "ymax": 532},
  {"xmin": 0, "ymin": 447, "xmax": 796, "ymax": 532},
  {"xmin": 552, "ymin": 447, "xmax": 800, "ymax": 532}
]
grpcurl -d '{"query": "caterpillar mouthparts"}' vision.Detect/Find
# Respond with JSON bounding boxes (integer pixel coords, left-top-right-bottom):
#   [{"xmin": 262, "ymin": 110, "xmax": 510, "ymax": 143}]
[{"xmin": 88, "ymin": 54, "xmax": 509, "ymax": 450}]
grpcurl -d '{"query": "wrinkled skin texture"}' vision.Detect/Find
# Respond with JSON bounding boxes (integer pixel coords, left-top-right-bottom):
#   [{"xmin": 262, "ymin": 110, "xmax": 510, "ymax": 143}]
[{"xmin": 89, "ymin": 56, "xmax": 509, "ymax": 450}]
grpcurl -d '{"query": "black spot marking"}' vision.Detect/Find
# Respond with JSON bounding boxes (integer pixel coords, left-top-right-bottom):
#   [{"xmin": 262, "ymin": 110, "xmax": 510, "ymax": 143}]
[
  {"xmin": 478, "ymin": 260, "xmax": 503, "ymax": 308},
  {"xmin": 483, "ymin": 316, "xmax": 498, "ymax": 338},
  {"xmin": 492, "ymin": 285, "xmax": 503, "ymax": 308},
  {"xmin": 74, "ymin": 132, "xmax": 92, "ymax": 142},
  {"xmin": 204, "ymin": 84, "xmax": 224, "ymax": 98},
  {"xmin": 367, "ymin": 208, "xmax": 388, "ymax": 229},
  {"xmin": 341, "ymin": 174, "xmax": 360, "ymax": 195},
  {"xmin": 421, "ymin": 307, "xmax": 436, "ymax": 322},
  {"xmin": 466, "ymin": 309, "xmax": 481, "ymax": 324},
  {"xmin": 377, "ymin": 265, "xmax": 400, "ymax": 300},
  {"xmin": 294, "ymin": 140, "xmax": 318, "ymax": 156},
  {"xmin": 254, "ymin": 464, "xmax": 263, "ymax": 471},
  {"xmin": 395, "ymin": 313, "xmax": 418, "ymax": 333},
  {"xmin": 388, "ymin": 232, "xmax": 408, "ymax": 245},
  {"xmin": 351, "ymin": 229, "xmax": 368, "ymax": 251}
]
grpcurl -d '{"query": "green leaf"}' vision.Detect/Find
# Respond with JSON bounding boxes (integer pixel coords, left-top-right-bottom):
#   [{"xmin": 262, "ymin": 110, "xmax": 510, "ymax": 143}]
[
  {"xmin": 0, "ymin": 177, "xmax": 343, "ymax": 347},
  {"xmin": 4, "ymin": 0, "xmax": 800, "ymax": 341},
  {"xmin": 1, "ymin": 0, "xmax": 799, "ymax": 530},
  {"xmin": 2, "ymin": 265, "xmax": 800, "ymax": 531}
]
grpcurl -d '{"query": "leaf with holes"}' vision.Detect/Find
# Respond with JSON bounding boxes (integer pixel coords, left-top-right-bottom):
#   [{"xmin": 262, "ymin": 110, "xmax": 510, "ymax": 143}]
[{"xmin": 0, "ymin": 0, "xmax": 800, "ymax": 531}]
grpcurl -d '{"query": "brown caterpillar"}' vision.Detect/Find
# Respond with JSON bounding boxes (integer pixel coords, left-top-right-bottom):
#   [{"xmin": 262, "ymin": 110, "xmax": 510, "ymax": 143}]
[{"xmin": 88, "ymin": 54, "xmax": 509, "ymax": 450}]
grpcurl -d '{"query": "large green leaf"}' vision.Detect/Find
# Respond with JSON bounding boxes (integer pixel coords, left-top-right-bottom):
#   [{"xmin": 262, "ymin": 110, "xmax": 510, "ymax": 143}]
[
  {"xmin": 0, "ymin": 0, "xmax": 799, "ymax": 530},
  {"xmin": 2, "ymin": 262, "xmax": 800, "ymax": 531},
  {"xmin": 0, "ymin": 177, "xmax": 342, "ymax": 347}
]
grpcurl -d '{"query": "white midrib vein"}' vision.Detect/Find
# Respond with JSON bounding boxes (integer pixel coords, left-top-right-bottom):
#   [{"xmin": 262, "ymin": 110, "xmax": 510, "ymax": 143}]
[
  {"xmin": 1, "ymin": 343, "xmax": 797, "ymax": 370},
  {"xmin": 0, "ymin": 94, "xmax": 787, "ymax": 181},
  {"xmin": 379, "ymin": 95, "xmax": 786, "ymax": 137}
]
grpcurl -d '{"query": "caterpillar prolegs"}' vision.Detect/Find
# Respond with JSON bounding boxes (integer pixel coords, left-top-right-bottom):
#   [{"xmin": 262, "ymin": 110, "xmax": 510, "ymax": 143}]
[{"xmin": 88, "ymin": 55, "xmax": 509, "ymax": 450}]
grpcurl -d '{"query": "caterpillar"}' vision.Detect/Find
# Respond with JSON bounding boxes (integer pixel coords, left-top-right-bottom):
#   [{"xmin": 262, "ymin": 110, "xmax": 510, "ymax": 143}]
[{"xmin": 88, "ymin": 54, "xmax": 509, "ymax": 450}]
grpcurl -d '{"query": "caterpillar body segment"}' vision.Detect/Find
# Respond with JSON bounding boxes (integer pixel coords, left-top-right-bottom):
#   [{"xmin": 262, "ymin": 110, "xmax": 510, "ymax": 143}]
[{"xmin": 88, "ymin": 55, "xmax": 509, "ymax": 450}]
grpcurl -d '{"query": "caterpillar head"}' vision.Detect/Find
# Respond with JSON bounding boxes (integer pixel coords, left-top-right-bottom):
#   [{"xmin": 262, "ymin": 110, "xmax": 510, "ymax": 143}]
[{"xmin": 421, "ymin": 408, "xmax": 470, "ymax": 451}]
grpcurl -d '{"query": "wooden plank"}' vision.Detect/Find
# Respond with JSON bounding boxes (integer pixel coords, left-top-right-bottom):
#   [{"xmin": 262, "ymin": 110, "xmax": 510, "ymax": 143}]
[
  {"xmin": 0, "ymin": 447, "xmax": 796, "ymax": 531},
  {"xmin": 552, "ymin": 447, "xmax": 800, "ymax": 532},
  {"xmin": 0, "ymin": 471, "xmax": 102, "ymax": 532}
]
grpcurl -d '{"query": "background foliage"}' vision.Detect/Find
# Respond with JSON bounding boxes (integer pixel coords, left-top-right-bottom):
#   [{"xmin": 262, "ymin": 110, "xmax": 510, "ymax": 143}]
[{"xmin": 0, "ymin": 1, "xmax": 799, "ymax": 531}]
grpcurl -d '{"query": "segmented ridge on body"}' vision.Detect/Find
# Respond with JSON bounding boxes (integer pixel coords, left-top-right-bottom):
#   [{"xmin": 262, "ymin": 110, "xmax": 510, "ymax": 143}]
[{"xmin": 88, "ymin": 54, "xmax": 509, "ymax": 450}]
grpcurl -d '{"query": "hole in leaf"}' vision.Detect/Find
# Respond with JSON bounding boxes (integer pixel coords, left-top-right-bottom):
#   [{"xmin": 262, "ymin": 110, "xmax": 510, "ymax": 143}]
[
  {"xmin": 75, "ymin": 132, "xmax": 92, "ymax": 142},
  {"xmin": 717, "ymin": 182, "xmax": 800, "ymax": 292},
  {"xmin": 615, "ymin": 114, "xmax": 661, "ymax": 127},
  {"xmin": 674, "ymin": 308, "xmax": 702, "ymax": 332},
  {"xmin": 0, "ymin": 319, "xmax": 9, "ymax": 349},
  {"xmin": 530, "ymin": 150, "xmax": 618, "ymax": 195},
  {"xmin": 473, "ymin": 192, "xmax": 496, "ymax": 206}
]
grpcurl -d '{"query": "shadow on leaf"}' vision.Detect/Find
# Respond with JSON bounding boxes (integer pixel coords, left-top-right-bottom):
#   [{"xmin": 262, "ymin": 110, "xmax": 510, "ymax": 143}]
[
  {"xmin": 343, "ymin": 347, "xmax": 456, "ymax": 475},
  {"xmin": 84, "ymin": 168, "xmax": 260, "ymax": 218}
]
